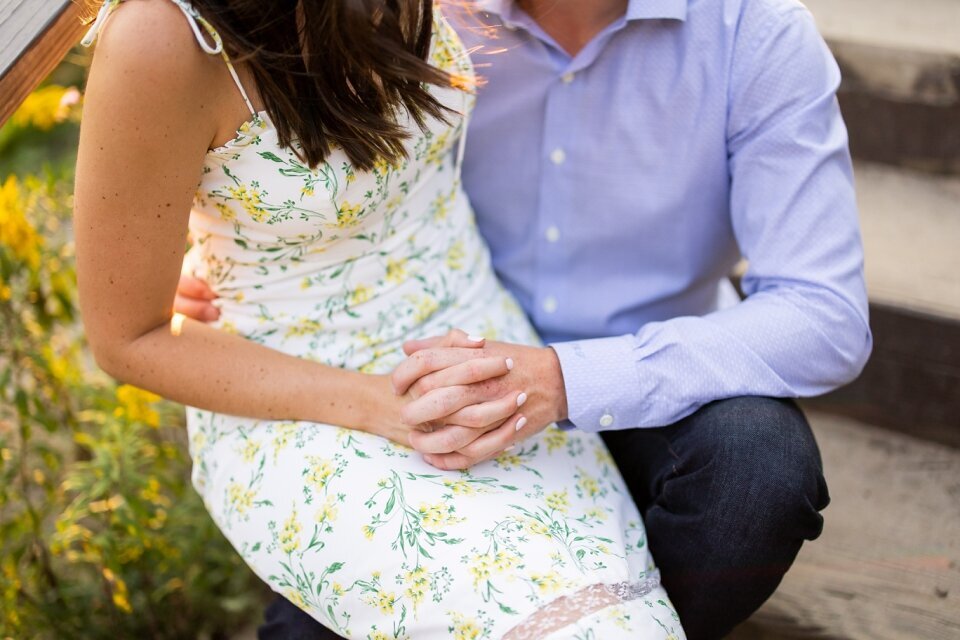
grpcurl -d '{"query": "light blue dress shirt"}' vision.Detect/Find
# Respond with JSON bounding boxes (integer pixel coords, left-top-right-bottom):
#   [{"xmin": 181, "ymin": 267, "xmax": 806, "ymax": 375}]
[{"xmin": 450, "ymin": 0, "xmax": 873, "ymax": 431}]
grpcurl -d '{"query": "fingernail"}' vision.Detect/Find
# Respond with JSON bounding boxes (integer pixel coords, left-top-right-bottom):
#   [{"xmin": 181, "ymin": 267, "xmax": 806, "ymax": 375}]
[
  {"xmin": 516, "ymin": 392, "xmax": 527, "ymax": 407},
  {"xmin": 505, "ymin": 358, "xmax": 514, "ymax": 371},
  {"xmin": 467, "ymin": 334, "xmax": 485, "ymax": 342},
  {"xmin": 516, "ymin": 416, "xmax": 527, "ymax": 431}
]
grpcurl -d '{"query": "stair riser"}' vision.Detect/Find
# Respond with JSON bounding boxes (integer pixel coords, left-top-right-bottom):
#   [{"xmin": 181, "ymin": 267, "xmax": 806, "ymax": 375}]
[{"xmin": 829, "ymin": 41, "xmax": 960, "ymax": 175}]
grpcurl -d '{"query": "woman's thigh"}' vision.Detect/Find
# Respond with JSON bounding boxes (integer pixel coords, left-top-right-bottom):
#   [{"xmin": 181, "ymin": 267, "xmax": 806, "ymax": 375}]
[{"xmin": 190, "ymin": 412, "xmax": 673, "ymax": 639}]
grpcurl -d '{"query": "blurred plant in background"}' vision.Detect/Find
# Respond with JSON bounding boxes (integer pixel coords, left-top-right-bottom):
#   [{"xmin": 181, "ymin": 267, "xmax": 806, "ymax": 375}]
[{"xmin": 1, "ymin": 55, "xmax": 264, "ymax": 639}]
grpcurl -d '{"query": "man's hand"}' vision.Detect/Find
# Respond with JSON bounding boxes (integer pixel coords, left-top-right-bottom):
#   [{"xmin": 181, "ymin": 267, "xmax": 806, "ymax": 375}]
[
  {"xmin": 175, "ymin": 273, "xmax": 219, "ymax": 322},
  {"xmin": 392, "ymin": 334, "xmax": 569, "ymax": 470}
]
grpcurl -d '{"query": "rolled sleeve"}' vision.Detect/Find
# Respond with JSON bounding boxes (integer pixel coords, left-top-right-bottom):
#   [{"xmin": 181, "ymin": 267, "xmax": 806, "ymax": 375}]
[{"xmin": 549, "ymin": 334, "xmax": 643, "ymax": 432}]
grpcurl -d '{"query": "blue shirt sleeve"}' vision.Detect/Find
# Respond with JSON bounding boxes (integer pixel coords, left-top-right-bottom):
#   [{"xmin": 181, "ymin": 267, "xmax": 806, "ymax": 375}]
[{"xmin": 551, "ymin": 4, "xmax": 872, "ymax": 432}]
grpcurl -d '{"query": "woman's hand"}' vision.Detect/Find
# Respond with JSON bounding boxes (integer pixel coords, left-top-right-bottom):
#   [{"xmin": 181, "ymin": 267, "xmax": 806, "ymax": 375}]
[{"xmin": 392, "ymin": 333, "xmax": 569, "ymax": 470}]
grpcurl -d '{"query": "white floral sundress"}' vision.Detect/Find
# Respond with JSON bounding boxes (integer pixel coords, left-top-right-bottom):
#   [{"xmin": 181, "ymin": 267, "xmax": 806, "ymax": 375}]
[{"xmin": 85, "ymin": 2, "xmax": 684, "ymax": 638}]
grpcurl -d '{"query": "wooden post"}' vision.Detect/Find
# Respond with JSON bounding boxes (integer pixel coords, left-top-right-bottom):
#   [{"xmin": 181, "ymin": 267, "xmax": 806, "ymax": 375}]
[{"xmin": 0, "ymin": 0, "xmax": 89, "ymax": 127}]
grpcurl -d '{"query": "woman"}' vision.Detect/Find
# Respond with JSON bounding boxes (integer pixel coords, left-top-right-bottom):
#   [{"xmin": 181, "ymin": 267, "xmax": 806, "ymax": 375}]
[{"xmin": 75, "ymin": 0, "xmax": 684, "ymax": 637}]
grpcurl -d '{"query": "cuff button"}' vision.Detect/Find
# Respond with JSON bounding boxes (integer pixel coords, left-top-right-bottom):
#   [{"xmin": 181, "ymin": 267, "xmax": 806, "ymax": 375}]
[{"xmin": 599, "ymin": 413, "xmax": 614, "ymax": 428}]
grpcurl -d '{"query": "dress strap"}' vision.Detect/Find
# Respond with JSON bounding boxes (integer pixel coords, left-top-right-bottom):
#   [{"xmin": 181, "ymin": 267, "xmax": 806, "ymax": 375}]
[{"xmin": 82, "ymin": 0, "xmax": 257, "ymax": 117}]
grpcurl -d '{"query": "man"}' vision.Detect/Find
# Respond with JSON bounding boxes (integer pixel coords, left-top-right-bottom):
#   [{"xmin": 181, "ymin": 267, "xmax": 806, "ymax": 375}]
[{"xmin": 179, "ymin": 0, "xmax": 870, "ymax": 637}]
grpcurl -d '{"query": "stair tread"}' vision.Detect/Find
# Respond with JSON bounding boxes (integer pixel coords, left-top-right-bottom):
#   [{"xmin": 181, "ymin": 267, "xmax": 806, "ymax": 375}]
[
  {"xmin": 855, "ymin": 162, "xmax": 960, "ymax": 319},
  {"xmin": 803, "ymin": 0, "xmax": 960, "ymax": 56},
  {"xmin": 732, "ymin": 410, "xmax": 960, "ymax": 640}
]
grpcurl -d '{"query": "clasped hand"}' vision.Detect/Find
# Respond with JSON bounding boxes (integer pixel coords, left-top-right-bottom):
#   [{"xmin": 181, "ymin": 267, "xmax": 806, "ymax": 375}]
[{"xmin": 392, "ymin": 329, "xmax": 568, "ymax": 470}]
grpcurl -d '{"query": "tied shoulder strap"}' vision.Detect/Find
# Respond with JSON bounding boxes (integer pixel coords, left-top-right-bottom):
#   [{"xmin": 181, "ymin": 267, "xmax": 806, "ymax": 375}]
[{"xmin": 81, "ymin": 0, "xmax": 257, "ymax": 117}]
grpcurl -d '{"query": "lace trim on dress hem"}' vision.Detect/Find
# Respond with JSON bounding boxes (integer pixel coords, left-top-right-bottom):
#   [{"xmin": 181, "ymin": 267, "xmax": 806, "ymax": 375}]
[{"xmin": 503, "ymin": 572, "xmax": 662, "ymax": 640}]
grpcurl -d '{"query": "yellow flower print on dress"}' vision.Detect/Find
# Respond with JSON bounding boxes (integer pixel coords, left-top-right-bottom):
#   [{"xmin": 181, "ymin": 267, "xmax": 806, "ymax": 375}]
[
  {"xmin": 315, "ymin": 496, "xmax": 339, "ymax": 525},
  {"xmin": 238, "ymin": 438, "xmax": 261, "ymax": 463},
  {"xmin": 545, "ymin": 490, "xmax": 570, "ymax": 513},
  {"xmin": 227, "ymin": 482, "xmax": 255, "ymax": 515},
  {"xmin": 448, "ymin": 612, "xmax": 484, "ymax": 640},
  {"xmin": 385, "ymin": 258, "xmax": 408, "ymax": 284},
  {"xmin": 227, "ymin": 184, "xmax": 267, "ymax": 223},
  {"xmin": 529, "ymin": 570, "xmax": 567, "ymax": 595},
  {"xmin": 351, "ymin": 284, "xmax": 373, "ymax": 306},
  {"xmin": 336, "ymin": 200, "xmax": 364, "ymax": 228},
  {"xmin": 305, "ymin": 456, "xmax": 336, "ymax": 491},
  {"xmin": 280, "ymin": 509, "xmax": 302, "ymax": 554},
  {"xmin": 446, "ymin": 241, "xmax": 465, "ymax": 270},
  {"xmin": 544, "ymin": 428, "xmax": 568, "ymax": 453}
]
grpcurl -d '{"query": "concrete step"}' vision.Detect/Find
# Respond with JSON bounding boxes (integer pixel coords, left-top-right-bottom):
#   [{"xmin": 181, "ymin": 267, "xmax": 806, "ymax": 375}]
[
  {"xmin": 802, "ymin": 0, "xmax": 960, "ymax": 174},
  {"xmin": 730, "ymin": 410, "xmax": 960, "ymax": 639},
  {"xmin": 811, "ymin": 162, "xmax": 960, "ymax": 446},
  {"xmin": 856, "ymin": 162, "xmax": 960, "ymax": 319}
]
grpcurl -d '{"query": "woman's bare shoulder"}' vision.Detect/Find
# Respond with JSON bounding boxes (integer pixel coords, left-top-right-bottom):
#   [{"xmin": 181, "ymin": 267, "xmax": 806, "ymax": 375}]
[{"xmin": 91, "ymin": 0, "xmax": 221, "ymax": 95}]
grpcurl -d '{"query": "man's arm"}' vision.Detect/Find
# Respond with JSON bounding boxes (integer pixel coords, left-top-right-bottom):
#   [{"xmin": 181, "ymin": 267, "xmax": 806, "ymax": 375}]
[
  {"xmin": 395, "ymin": 3, "xmax": 871, "ymax": 468},
  {"xmin": 551, "ymin": 2, "xmax": 871, "ymax": 432}
]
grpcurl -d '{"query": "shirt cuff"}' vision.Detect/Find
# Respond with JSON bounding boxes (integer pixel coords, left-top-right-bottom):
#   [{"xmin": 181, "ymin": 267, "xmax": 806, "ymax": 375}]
[{"xmin": 549, "ymin": 335, "xmax": 643, "ymax": 432}]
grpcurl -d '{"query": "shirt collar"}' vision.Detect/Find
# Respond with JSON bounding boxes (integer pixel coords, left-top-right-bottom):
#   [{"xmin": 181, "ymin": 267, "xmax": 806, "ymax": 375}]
[{"xmin": 475, "ymin": 0, "xmax": 688, "ymax": 23}]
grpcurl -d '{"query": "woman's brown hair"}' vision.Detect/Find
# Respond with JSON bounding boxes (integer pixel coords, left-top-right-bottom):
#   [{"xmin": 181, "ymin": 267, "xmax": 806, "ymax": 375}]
[{"xmin": 193, "ymin": 0, "xmax": 458, "ymax": 171}]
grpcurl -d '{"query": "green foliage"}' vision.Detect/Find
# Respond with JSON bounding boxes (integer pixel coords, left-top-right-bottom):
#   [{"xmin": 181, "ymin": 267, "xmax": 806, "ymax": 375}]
[{"xmin": 1, "ymin": 75, "xmax": 265, "ymax": 638}]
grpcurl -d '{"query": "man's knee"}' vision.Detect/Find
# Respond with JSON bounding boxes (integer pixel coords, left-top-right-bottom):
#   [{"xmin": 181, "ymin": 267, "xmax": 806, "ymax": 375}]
[{"xmin": 681, "ymin": 397, "xmax": 829, "ymax": 542}]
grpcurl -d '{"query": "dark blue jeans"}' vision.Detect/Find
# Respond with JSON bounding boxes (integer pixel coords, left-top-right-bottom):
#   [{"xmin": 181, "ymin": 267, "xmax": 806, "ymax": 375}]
[{"xmin": 257, "ymin": 397, "xmax": 829, "ymax": 640}]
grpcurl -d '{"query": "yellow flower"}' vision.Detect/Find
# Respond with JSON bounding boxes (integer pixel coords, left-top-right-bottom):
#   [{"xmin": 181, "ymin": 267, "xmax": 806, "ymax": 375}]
[
  {"xmin": 443, "ymin": 479, "xmax": 475, "ymax": 496},
  {"xmin": 336, "ymin": 200, "xmax": 364, "ymax": 228},
  {"xmin": 11, "ymin": 85, "xmax": 80, "ymax": 130},
  {"xmin": 239, "ymin": 439, "xmax": 261, "ymax": 463},
  {"xmin": 362, "ymin": 524, "xmax": 376, "ymax": 540},
  {"xmin": 369, "ymin": 632, "xmax": 390, "ymax": 640},
  {"xmin": 301, "ymin": 185, "xmax": 315, "ymax": 197},
  {"xmin": 285, "ymin": 589, "xmax": 306, "ymax": 609},
  {"xmin": 280, "ymin": 510, "xmax": 302, "ymax": 554},
  {"xmin": 315, "ymin": 496, "xmax": 339, "ymax": 524},
  {"xmin": 305, "ymin": 456, "xmax": 335, "ymax": 491},
  {"xmin": 413, "ymin": 295, "xmax": 439, "ymax": 323},
  {"xmin": 544, "ymin": 428, "xmax": 568, "ymax": 453},
  {"xmin": 445, "ymin": 241, "xmax": 465, "ymax": 270},
  {"xmin": 577, "ymin": 472, "xmax": 601, "ymax": 499},
  {"xmin": 468, "ymin": 553, "xmax": 492, "ymax": 587},
  {"xmin": 492, "ymin": 550, "xmax": 518, "ymax": 573},
  {"xmin": 214, "ymin": 202, "xmax": 236, "ymax": 221},
  {"xmin": 285, "ymin": 317, "xmax": 324, "ymax": 338},
  {"xmin": 351, "ymin": 284, "xmax": 372, "ymax": 306},
  {"xmin": 227, "ymin": 482, "xmax": 255, "ymax": 514},
  {"xmin": 523, "ymin": 518, "xmax": 551, "ymax": 538},
  {"xmin": 595, "ymin": 445, "xmax": 615, "ymax": 467},
  {"xmin": 227, "ymin": 184, "xmax": 267, "ymax": 222},
  {"xmin": 0, "ymin": 176, "xmax": 43, "ymax": 269},
  {"xmin": 418, "ymin": 502, "xmax": 451, "ymax": 531},
  {"xmin": 425, "ymin": 131, "xmax": 451, "ymax": 165},
  {"xmin": 114, "ymin": 384, "xmax": 161, "ymax": 427},
  {"xmin": 332, "ymin": 582, "xmax": 345, "ymax": 596},
  {"xmin": 432, "ymin": 192, "xmax": 451, "ymax": 221},
  {"xmin": 546, "ymin": 490, "xmax": 569, "ymax": 513},
  {"xmin": 385, "ymin": 257, "xmax": 407, "ymax": 284},
  {"xmin": 448, "ymin": 612, "xmax": 482, "ymax": 640},
  {"xmin": 530, "ymin": 571, "xmax": 565, "ymax": 594},
  {"xmin": 494, "ymin": 450, "xmax": 522, "ymax": 470},
  {"xmin": 375, "ymin": 589, "xmax": 396, "ymax": 614},
  {"xmin": 585, "ymin": 507, "xmax": 607, "ymax": 521}
]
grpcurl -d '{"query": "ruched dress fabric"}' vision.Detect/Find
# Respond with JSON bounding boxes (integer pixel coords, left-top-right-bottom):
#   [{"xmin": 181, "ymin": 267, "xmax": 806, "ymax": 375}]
[{"xmin": 84, "ymin": 2, "xmax": 684, "ymax": 638}]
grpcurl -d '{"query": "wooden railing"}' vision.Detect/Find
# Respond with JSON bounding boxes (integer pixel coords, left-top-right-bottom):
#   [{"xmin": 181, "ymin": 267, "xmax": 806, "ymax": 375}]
[{"xmin": 0, "ymin": 0, "xmax": 88, "ymax": 126}]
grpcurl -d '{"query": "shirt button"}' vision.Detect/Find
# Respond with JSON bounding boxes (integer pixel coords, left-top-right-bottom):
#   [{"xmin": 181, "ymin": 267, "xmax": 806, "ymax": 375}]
[
  {"xmin": 550, "ymin": 148, "xmax": 566, "ymax": 165},
  {"xmin": 542, "ymin": 296, "xmax": 558, "ymax": 313},
  {"xmin": 561, "ymin": 72, "xmax": 575, "ymax": 84},
  {"xmin": 545, "ymin": 226, "xmax": 560, "ymax": 243},
  {"xmin": 599, "ymin": 413, "xmax": 614, "ymax": 428}
]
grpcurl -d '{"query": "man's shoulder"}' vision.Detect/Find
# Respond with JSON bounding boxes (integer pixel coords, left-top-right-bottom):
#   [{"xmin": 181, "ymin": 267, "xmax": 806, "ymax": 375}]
[{"xmin": 714, "ymin": 0, "xmax": 813, "ymax": 32}]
